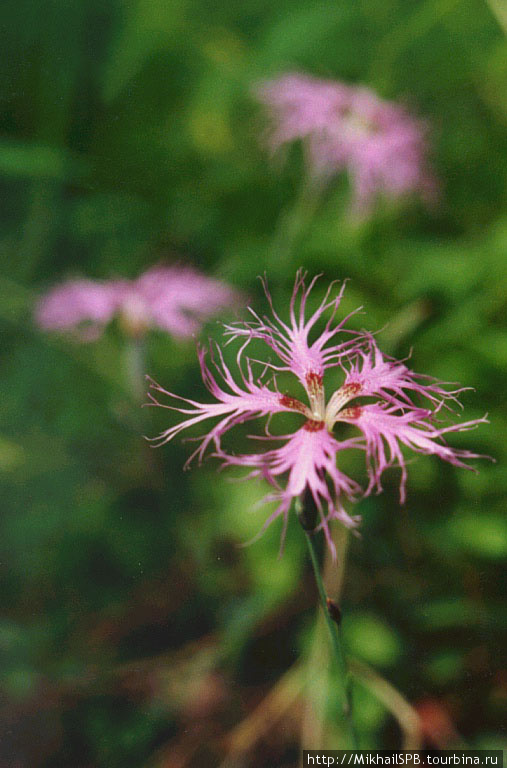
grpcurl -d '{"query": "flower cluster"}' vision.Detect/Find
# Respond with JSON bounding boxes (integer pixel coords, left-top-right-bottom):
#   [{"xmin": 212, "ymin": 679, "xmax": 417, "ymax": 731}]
[
  {"xmin": 35, "ymin": 264, "xmax": 238, "ymax": 341},
  {"xmin": 256, "ymin": 73, "xmax": 436, "ymax": 211},
  {"xmin": 147, "ymin": 272, "xmax": 487, "ymax": 557}
]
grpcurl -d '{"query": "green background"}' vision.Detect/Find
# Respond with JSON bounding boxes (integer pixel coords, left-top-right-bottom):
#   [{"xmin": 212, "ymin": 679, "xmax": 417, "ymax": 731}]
[{"xmin": 1, "ymin": 0, "xmax": 506, "ymax": 764}]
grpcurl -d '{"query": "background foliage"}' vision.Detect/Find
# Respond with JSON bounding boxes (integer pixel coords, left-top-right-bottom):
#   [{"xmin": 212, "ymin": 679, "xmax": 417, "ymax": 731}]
[{"xmin": 1, "ymin": 0, "xmax": 506, "ymax": 765}]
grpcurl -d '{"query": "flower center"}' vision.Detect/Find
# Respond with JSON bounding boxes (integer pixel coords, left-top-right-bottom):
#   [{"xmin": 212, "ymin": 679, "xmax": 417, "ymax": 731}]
[
  {"xmin": 119, "ymin": 294, "xmax": 150, "ymax": 338},
  {"xmin": 278, "ymin": 376, "xmax": 362, "ymax": 429},
  {"xmin": 303, "ymin": 419, "xmax": 325, "ymax": 432},
  {"xmin": 337, "ymin": 107, "xmax": 378, "ymax": 140}
]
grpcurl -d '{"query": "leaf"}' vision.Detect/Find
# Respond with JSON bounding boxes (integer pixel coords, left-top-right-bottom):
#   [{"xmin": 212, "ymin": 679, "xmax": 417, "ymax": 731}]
[
  {"xmin": 343, "ymin": 614, "xmax": 402, "ymax": 667},
  {"xmin": 447, "ymin": 512, "xmax": 507, "ymax": 559}
]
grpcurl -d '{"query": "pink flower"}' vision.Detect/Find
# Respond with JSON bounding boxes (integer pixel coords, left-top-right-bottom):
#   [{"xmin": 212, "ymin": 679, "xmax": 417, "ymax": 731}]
[
  {"xmin": 255, "ymin": 73, "xmax": 437, "ymax": 211},
  {"xmin": 35, "ymin": 265, "xmax": 238, "ymax": 341},
  {"xmin": 147, "ymin": 271, "xmax": 488, "ymax": 557},
  {"xmin": 35, "ymin": 279, "xmax": 123, "ymax": 341}
]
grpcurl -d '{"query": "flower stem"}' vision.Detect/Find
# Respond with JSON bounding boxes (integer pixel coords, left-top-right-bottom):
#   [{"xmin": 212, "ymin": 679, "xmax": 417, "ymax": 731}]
[
  {"xmin": 298, "ymin": 505, "xmax": 359, "ymax": 746},
  {"xmin": 270, "ymin": 171, "xmax": 325, "ymax": 272},
  {"xmin": 486, "ymin": 0, "xmax": 507, "ymax": 34},
  {"xmin": 124, "ymin": 336, "xmax": 146, "ymax": 402}
]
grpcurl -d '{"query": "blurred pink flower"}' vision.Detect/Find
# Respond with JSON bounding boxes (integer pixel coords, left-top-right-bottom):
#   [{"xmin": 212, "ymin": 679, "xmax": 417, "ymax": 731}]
[
  {"xmin": 256, "ymin": 73, "xmax": 437, "ymax": 211},
  {"xmin": 147, "ymin": 271, "xmax": 488, "ymax": 556},
  {"xmin": 35, "ymin": 265, "xmax": 238, "ymax": 341}
]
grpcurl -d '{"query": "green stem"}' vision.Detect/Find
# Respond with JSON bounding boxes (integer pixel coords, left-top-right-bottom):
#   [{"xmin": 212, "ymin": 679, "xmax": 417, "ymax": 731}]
[
  {"xmin": 270, "ymin": 172, "xmax": 325, "ymax": 274},
  {"xmin": 486, "ymin": 0, "xmax": 507, "ymax": 34},
  {"xmin": 303, "ymin": 526, "xmax": 359, "ymax": 748},
  {"xmin": 124, "ymin": 336, "xmax": 146, "ymax": 403}
]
